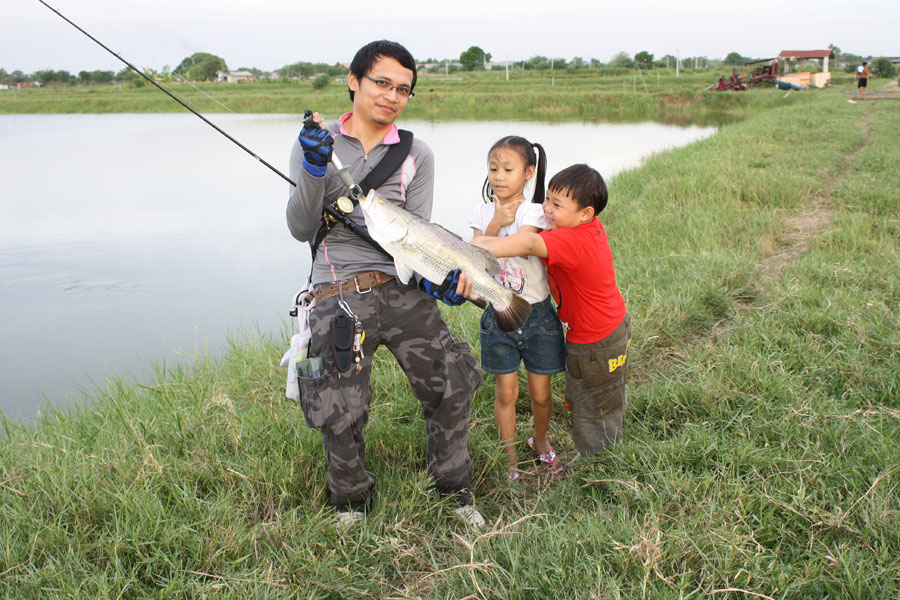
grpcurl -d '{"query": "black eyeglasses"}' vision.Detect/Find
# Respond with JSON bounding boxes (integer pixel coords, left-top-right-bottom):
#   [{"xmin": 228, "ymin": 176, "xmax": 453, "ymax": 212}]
[{"xmin": 363, "ymin": 75, "xmax": 415, "ymax": 98}]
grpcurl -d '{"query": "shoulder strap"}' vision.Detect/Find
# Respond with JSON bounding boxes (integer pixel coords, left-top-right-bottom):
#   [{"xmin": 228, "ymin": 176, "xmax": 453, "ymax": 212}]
[
  {"xmin": 309, "ymin": 129, "xmax": 414, "ymax": 261},
  {"xmin": 358, "ymin": 129, "xmax": 413, "ymax": 195}
]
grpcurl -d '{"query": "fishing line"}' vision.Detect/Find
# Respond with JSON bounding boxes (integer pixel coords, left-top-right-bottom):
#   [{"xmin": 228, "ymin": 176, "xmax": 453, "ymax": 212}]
[
  {"xmin": 37, "ymin": 0, "xmax": 294, "ymax": 186},
  {"xmin": 170, "ymin": 70, "xmax": 237, "ymax": 113},
  {"xmin": 62, "ymin": 1, "xmax": 239, "ymax": 114}
]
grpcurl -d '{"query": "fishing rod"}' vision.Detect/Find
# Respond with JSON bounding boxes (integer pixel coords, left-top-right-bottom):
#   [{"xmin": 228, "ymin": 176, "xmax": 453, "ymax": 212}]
[
  {"xmin": 37, "ymin": 0, "xmax": 293, "ymax": 186},
  {"xmin": 38, "ymin": 0, "xmax": 391, "ymax": 256}
]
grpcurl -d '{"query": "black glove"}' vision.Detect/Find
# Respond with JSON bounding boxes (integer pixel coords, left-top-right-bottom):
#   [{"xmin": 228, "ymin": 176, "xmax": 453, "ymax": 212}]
[
  {"xmin": 298, "ymin": 122, "xmax": 333, "ymax": 177},
  {"xmin": 419, "ymin": 269, "xmax": 467, "ymax": 306}
]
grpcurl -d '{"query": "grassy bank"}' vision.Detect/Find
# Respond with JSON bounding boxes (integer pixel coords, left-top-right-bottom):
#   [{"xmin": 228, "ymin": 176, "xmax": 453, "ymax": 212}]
[
  {"xmin": 0, "ymin": 70, "xmax": 863, "ymax": 124},
  {"xmin": 1, "ymin": 92, "xmax": 899, "ymax": 598}
]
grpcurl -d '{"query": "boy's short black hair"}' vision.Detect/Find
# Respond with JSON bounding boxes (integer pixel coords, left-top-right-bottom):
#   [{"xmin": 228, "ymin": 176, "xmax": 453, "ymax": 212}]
[
  {"xmin": 547, "ymin": 164, "xmax": 608, "ymax": 214},
  {"xmin": 349, "ymin": 40, "xmax": 417, "ymax": 101}
]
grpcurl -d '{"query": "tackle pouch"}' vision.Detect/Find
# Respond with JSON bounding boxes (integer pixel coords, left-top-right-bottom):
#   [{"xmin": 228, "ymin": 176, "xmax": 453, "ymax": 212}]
[
  {"xmin": 330, "ymin": 312, "xmax": 355, "ymax": 373},
  {"xmin": 283, "ymin": 288, "xmax": 315, "ymax": 400}
]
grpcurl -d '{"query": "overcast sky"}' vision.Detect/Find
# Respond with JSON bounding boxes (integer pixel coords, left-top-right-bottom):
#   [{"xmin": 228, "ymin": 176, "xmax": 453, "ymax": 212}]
[{"xmin": 3, "ymin": 0, "xmax": 897, "ymax": 74}]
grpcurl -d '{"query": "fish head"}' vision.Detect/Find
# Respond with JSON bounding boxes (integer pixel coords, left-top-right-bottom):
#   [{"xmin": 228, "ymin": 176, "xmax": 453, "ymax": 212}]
[{"xmin": 360, "ymin": 189, "xmax": 410, "ymax": 244}]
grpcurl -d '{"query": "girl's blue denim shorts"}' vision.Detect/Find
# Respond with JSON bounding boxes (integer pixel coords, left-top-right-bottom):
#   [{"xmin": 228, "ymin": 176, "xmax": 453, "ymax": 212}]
[{"xmin": 479, "ymin": 295, "xmax": 566, "ymax": 375}]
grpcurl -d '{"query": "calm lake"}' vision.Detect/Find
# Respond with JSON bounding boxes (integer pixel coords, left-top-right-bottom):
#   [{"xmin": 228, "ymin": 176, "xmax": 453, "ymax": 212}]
[{"xmin": 0, "ymin": 114, "xmax": 715, "ymax": 421}]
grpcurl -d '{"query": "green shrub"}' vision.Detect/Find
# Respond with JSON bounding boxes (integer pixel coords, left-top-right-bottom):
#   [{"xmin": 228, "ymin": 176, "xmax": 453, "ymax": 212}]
[
  {"xmin": 870, "ymin": 57, "xmax": 897, "ymax": 78},
  {"xmin": 311, "ymin": 74, "xmax": 330, "ymax": 90}
]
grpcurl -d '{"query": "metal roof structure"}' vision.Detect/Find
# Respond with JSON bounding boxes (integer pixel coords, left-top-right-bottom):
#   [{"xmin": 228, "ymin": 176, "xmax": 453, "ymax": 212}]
[{"xmin": 777, "ymin": 50, "xmax": 836, "ymax": 60}]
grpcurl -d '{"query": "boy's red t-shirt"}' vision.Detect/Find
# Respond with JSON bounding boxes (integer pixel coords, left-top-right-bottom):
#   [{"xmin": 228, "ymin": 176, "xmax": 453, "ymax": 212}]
[{"xmin": 538, "ymin": 218, "xmax": 626, "ymax": 344}]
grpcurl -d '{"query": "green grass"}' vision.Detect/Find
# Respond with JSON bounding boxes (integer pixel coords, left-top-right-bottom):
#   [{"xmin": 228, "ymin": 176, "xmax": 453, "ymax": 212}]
[
  {"xmin": 1, "ymin": 69, "xmax": 868, "ymax": 124},
  {"xmin": 2, "ymin": 90, "xmax": 899, "ymax": 598}
]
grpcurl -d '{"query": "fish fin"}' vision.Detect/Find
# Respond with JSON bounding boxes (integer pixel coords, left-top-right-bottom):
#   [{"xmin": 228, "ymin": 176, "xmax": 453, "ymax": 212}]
[
  {"xmin": 433, "ymin": 223, "xmax": 465, "ymax": 242},
  {"xmin": 468, "ymin": 293, "xmax": 487, "ymax": 310},
  {"xmin": 393, "ymin": 259, "xmax": 415, "ymax": 284},
  {"xmin": 493, "ymin": 294, "xmax": 532, "ymax": 332},
  {"xmin": 470, "ymin": 245, "xmax": 502, "ymax": 277}
]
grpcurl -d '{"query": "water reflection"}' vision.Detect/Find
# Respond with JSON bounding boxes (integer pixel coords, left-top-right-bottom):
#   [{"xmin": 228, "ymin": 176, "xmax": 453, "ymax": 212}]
[{"xmin": 0, "ymin": 114, "xmax": 715, "ymax": 420}]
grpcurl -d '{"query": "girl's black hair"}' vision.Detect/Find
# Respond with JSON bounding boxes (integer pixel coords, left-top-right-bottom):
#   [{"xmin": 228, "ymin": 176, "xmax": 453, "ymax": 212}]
[{"xmin": 481, "ymin": 136, "xmax": 547, "ymax": 204}]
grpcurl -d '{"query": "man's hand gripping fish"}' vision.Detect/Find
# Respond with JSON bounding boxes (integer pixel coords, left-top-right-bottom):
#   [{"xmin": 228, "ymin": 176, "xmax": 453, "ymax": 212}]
[{"xmin": 360, "ymin": 190, "xmax": 531, "ymax": 332}]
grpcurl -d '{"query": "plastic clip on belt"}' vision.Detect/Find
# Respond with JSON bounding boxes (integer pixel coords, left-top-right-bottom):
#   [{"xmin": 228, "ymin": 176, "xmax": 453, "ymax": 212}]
[{"xmin": 313, "ymin": 271, "xmax": 395, "ymax": 303}]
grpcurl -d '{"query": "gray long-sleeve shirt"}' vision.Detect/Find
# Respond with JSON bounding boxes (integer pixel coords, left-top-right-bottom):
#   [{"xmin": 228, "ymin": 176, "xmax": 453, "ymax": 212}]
[{"xmin": 286, "ymin": 116, "xmax": 434, "ymax": 286}]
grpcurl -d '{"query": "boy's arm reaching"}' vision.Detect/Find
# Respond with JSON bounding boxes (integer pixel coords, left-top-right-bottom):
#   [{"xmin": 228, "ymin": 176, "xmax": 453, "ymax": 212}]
[{"xmin": 471, "ymin": 231, "xmax": 548, "ymax": 258}]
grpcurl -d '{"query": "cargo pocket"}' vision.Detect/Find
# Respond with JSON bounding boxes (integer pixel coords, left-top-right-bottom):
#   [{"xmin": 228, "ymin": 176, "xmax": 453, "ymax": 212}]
[
  {"xmin": 567, "ymin": 339, "xmax": 630, "ymax": 418},
  {"xmin": 298, "ymin": 373, "xmax": 346, "ymax": 430},
  {"xmin": 298, "ymin": 375, "xmax": 327, "ymax": 429},
  {"xmin": 439, "ymin": 329, "xmax": 483, "ymax": 398}
]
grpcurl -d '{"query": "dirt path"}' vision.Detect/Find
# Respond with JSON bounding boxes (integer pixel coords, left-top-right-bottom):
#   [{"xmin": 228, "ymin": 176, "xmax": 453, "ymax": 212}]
[
  {"xmin": 756, "ymin": 107, "xmax": 873, "ymax": 287},
  {"xmin": 636, "ymin": 107, "xmax": 876, "ymax": 380}
]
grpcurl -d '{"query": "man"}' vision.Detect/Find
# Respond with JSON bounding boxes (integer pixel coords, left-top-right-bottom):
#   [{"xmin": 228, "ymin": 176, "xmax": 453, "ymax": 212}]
[
  {"xmin": 286, "ymin": 40, "xmax": 484, "ymax": 527},
  {"xmin": 856, "ymin": 61, "xmax": 870, "ymax": 96}
]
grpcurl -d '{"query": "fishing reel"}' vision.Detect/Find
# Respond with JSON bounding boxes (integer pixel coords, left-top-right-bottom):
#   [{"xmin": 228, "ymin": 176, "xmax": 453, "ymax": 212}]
[{"xmin": 323, "ymin": 195, "xmax": 356, "ymax": 228}]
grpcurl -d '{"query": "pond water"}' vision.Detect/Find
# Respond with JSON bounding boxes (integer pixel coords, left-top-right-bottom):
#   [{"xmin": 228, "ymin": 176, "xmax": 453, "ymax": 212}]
[{"xmin": 0, "ymin": 113, "xmax": 715, "ymax": 421}]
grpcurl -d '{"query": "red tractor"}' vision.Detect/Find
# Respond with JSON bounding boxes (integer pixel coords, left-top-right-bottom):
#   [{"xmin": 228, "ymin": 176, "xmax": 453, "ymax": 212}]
[{"xmin": 709, "ymin": 59, "xmax": 778, "ymax": 91}]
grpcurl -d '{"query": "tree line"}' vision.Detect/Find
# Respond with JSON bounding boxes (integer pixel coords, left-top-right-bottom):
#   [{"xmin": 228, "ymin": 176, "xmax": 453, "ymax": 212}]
[{"xmin": 3, "ymin": 45, "xmax": 894, "ymax": 87}]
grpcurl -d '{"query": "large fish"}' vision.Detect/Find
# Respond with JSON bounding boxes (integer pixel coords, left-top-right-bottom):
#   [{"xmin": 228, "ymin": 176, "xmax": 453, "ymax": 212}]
[{"xmin": 360, "ymin": 190, "xmax": 532, "ymax": 332}]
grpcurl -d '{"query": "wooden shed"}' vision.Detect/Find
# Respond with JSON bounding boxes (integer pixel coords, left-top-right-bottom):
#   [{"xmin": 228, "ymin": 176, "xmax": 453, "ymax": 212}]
[{"xmin": 777, "ymin": 50, "xmax": 835, "ymax": 88}]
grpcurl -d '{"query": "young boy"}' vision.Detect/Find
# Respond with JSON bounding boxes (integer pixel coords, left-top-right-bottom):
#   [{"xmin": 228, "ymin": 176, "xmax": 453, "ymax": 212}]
[{"xmin": 471, "ymin": 164, "xmax": 630, "ymax": 457}]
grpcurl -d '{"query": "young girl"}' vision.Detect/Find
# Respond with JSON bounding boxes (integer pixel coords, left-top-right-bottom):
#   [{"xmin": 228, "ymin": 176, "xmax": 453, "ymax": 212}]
[{"xmin": 468, "ymin": 136, "xmax": 567, "ymax": 479}]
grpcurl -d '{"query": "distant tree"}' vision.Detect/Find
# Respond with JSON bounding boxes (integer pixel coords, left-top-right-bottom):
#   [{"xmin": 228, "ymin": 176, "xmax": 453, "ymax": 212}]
[
  {"xmin": 35, "ymin": 69, "xmax": 72, "ymax": 85},
  {"xmin": 609, "ymin": 52, "xmax": 634, "ymax": 68},
  {"xmin": 658, "ymin": 54, "xmax": 676, "ymax": 68},
  {"xmin": 590, "ymin": 58, "xmax": 603, "ymax": 68},
  {"xmin": 569, "ymin": 56, "xmax": 586, "ymax": 69},
  {"xmin": 459, "ymin": 46, "xmax": 488, "ymax": 71},
  {"xmin": 524, "ymin": 56, "xmax": 550, "ymax": 70},
  {"xmin": 0, "ymin": 68, "xmax": 9, "ymax": 84},
  {"xmin": 78, "ymin": 70, "xmax": 114, "ymax": 85},
  {"xmin": 549, "ymin": 58, "xmax": 566, "ymax": 70},
  {"xmin": 116, "ymin": 67, "xmax": 138, "ymax": 83},
  {"xmin": 870, "ymin": 57, "xmax": 896, "ymax": 78},
  {"xmin": 175, "ymin": 52, "xmax": 227, "ymax": 81},
  {"xmin": 634, "ymin": 51, "xmax": 654, "ymax": 67},
  {"xmin": 840, "ymin": 52, "xmax": 866, "ymax": 73},
  {"xmin": 828, "ymin": 43, "xmax": 841, "ymax": 62},
  {"xmin": 724, "ymin": 52, "xmax": 746, "ymax": 66},
  {"xmin": 326, "ymin": 63, "xmax": 348, "ymax": 77}
]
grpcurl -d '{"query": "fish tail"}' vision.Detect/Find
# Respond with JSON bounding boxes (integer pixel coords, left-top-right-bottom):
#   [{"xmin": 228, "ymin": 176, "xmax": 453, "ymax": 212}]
[
  {"xmin": 468, "ymin": 293, "xmax": 488, "ymax": 310},
  {"xmin": 493, "ymin": 294, "xmax": 532, "ymax": 332}
]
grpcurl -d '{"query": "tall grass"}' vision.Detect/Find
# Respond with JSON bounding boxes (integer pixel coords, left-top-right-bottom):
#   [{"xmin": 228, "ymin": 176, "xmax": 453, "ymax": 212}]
[
  {"xmin": 0, "ymin": 70, "xmax": 846, "ymax": 125},
  {"xmin": 1, "ymin": 93, "xmax": 898, "ymax": 598}
]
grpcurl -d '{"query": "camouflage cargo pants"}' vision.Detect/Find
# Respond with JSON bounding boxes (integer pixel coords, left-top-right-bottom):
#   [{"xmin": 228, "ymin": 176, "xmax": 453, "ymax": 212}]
[
  {"xmin": 298, "ymin": 279, "xmax": 482, "ymax": 509},
  {"xmin": 565, "ymin": 313, "xmax": 631, "ymax": 455}
]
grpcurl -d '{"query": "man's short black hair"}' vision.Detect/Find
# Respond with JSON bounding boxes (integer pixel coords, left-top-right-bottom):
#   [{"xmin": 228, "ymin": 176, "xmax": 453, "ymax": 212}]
[
  {"xmin": 349, "ymin": 40, "xmax": 417, "ymax": 101},
  {"xmin": 547, "ymin": 164, "xmax": 608, "ymax": 214}
]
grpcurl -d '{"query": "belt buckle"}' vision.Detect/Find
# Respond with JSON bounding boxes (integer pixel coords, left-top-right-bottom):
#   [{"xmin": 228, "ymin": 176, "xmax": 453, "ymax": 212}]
[{"xmin": 354, "ymin": 275, "xmax": 373, "ymax": 295}]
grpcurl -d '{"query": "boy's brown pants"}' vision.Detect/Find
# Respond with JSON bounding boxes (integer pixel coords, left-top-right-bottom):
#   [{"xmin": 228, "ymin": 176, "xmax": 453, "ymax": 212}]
[{"xmin": 565, "ymin": 313, "xmax": 631, "ymax": 455}]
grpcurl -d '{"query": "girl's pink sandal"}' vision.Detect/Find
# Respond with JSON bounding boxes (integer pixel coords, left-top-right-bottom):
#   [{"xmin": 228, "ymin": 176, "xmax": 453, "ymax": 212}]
[{"xmin": 527, "ymin": 437, "xmax": 565, "ymax": 475}]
